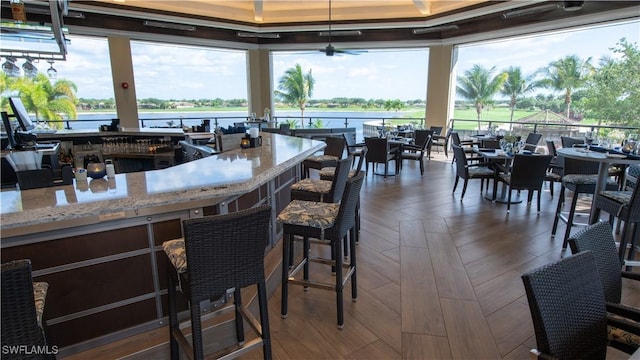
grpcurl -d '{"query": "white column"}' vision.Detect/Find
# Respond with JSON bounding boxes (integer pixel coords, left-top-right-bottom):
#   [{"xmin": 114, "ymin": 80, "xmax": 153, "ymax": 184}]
[
  {"xmin": 425, "ymin": 44, "xmax": 457, "ymax": 131},
  {"xmin": 108, "ymin": 36, "xmax": 139, "ymax": 129},
  {"xmin": 246, "ymin": 48, "xmax": 274, "ymax": 126}
]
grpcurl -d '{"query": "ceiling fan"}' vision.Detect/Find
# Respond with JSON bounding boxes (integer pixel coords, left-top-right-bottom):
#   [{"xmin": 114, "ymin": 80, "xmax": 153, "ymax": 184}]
[{"xmin": 318, "ymin": 0, "xmax": 365, "ymax": 56}]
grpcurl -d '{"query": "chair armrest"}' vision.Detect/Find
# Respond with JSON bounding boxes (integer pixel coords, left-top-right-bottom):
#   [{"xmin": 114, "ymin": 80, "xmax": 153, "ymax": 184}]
[
  {"xmin": 621, "ymin": 271, "xmax": 640, "ymax": 282},
  {"xmin": 607, "ymin": 302, "xmax": 640, "ymax": 323},
  {"xmin": 348, "ymin": 143, "xmax": 365, "ymax": 149},
  {"xmin": 402, "ymin": 144, "xmax": 422, "ymax": 152}
]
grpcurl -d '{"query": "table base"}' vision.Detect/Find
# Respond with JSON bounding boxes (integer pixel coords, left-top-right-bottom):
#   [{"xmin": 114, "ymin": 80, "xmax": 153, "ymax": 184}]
[{"xmin": 485, "ymin": 191, "xmax": 523, "ymax": 204}]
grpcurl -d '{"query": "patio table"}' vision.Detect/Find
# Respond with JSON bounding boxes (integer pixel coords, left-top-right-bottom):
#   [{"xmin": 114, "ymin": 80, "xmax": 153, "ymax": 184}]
[{"xmin": 556, "ymin": 147, "xmax": 640, "ymax": 222}]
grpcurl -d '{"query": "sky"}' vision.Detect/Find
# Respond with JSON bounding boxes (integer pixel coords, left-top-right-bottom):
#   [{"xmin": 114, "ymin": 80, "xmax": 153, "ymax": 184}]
[{"xmin": 42, "ymin": 19, "xmax": 639, "ymax": 101}]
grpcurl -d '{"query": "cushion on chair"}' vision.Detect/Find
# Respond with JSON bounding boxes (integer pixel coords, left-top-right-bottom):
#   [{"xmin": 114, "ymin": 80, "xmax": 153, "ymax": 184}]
[
  {"xmin": 608, "ymin": 325, "xmax": 640, "ymax": 348},
  {"xmin": 468, "ymin": 167, "xmax": 494, "ymax": 178},
  {"xmin": 290, "ymin": 178, "xmax": 332, "ymax": 194},
  {"xmin": 163, "ymin": 238, "xmax": 187, "ymax": 274},
  {"xmin": 319, "ymin": 167, "xmax": 357, "ymax": 179},
  {"xmin": 600, "ymin": 190, "xmax": 632, "ymax": 205},
  {"xmin": 32, "ymin": 281, "xmax": 48, "ymax": 328},
  {"xmin": 305, "ymin": 155, "xmax": 340, "ymax": 163},
  {"xmin": 277, "ymin": 200, "xmax": 340, "ymax": 230}
]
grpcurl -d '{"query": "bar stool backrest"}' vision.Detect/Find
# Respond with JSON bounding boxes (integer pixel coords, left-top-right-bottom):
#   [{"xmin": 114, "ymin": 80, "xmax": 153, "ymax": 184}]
[
  {"xmin": 182, "ymin": 205, "xmax": 271, "ymax": 302},
  {"xmin": 327, "ymin": 171, "xmax": 365, "ymax": 240},
  {"xmin": 328, "ymin": 156, "xmax": 354, "ymax": 203}
]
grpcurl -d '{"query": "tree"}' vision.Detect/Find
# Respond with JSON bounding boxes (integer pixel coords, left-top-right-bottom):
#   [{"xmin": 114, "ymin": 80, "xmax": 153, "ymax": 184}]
[
  {"xmin": 583, "ymin": 39, "xmax": 640, "ymax": 128},
  {"xmin": 275, "ymin": 64, "xmax": 314, "ymax": 128},
  {"xmin": 456, "ymin": 65, "xmax": 508, "ymax": 131},
  {"xmin": 11, "ymin": 74, "xmax": 77, "ymax": 129},
  {"xmin": 383, "ymin": 99, "xmax": 404, "ymax": 111},
  {"xmin": 537, "ymin": 55, "xmax": 593, "ymax": 119},
  {"xmin": 500, "ymin": 66, "xmax": 538, "ymax": 130}
]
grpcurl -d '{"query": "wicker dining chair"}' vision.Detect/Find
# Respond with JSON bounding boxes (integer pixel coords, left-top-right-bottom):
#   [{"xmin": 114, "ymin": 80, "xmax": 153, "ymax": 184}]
[
  {"xmin": 522, "ymin": 251, "xmax": 640, "ymax": 359},
  {"xmin": 496, "ymin": 154, "xmax": 552, "ymax": 213},
  {"xmin": 451, "ymin": 144, "xmax": 494, "ymax": 201},
  {"xmin": 400, "ymin": 132, "xmax": 432, "ymax": 176},
  {"xmin": 163, "ymin": 205, "xmax": 272, "ymax": 360}
]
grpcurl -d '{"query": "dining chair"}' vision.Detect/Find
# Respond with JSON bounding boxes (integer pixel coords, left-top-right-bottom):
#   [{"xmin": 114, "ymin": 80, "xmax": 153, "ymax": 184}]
[
  {"xmin": 451, "ymin": 144, "xmax": 494, "ymax": 201},
  {"xmin": 450, "ymin": 132, "xmax": 481, "ymax": 164},
  {"xmin": 521, "ymin": 251, "xmax": 640, "ymax": 359},
  {"xmin": 496, "ymin": 154, "xmax": 552, "ymax": 213},
  {"xmin": 431, "ymin": 128, "xmax": 451, "ymax": 157},
  {"xmin": 561, "ymin": 136, "xmax": 585, "ymax": 148},
  {"xmin": 343, "ymin": 133, "xmax": 364, "ymax": 168},
  {"xmin": 429, "ymin": 126, "xmax": 443, "ymax": 136},
  {"xmin": 400, "ymin": 132, "xmax": 432, "ymax": 176},
  {"xmin": 568, "ymin": 221, "xmax": 639, "ymax": 307},
  {"xmin": 364, "ymin": 137, "xmax": 399, "ymax": 179},
  {"xmin": 302, "ymin": 135, "xmax": 346, "ymax": 178},
  {"xmin": 544, "ymin": 140, "xmax": 563, "ymax": 196},
  {"xmin": 523, "ymin": 132, "xmax": 542, "ymax": 152},
  {"xmin": 551, "ymin": 157, "xmax": 619, "ymax": 250}
]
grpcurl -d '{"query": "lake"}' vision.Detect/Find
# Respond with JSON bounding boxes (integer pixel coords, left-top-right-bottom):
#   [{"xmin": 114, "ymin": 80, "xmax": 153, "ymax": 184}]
[{"xmin": 68, "ymin": 110, "xmax": 423, "ymax": 141}]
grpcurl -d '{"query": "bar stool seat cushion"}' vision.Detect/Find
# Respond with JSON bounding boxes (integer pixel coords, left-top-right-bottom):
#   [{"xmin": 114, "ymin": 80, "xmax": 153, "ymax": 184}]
[
  {"xmin": 608, "ymin": 320, "xmax": 640, "ymax": 347},
  {"xmin": 277, "ymin": 200, "xmax": 340, "ymax": 230},
  {"xmin": 162, "ymin": 238, "xmax": 187, "ymax": 274},
  {"xmin": 468, "ymin": 167, "xmax": 494, "ymax": 177},
  {"xmin": 319, "ymin": 167, "xmax": 357, "ymax": 179},
  {"xmin": 562, "ymin": 174, "xmax": 617, "ymax": 186},
  {"xmin": 305, "ymin": 154, "xmax": 339, "ymax": 164},
  {"xmin": 32, "ymin": 281, "xmax": 48, "ymax": 328},
  {"xmin": 600, "ymin": 190, "xmax": 632, "ymax": 205},
  {"xmin": 290, "ymin": 178, "xmax": 332, "ymax": 195}
]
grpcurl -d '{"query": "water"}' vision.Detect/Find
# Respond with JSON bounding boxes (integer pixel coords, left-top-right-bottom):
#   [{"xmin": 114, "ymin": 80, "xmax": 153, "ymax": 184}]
[{"xmin": 65, "ymin": 110, "xmax": 421, "ymax": 141}]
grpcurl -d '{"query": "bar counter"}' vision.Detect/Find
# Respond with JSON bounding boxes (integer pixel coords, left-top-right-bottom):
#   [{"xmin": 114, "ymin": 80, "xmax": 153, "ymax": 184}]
[{"xmin": 0, "ymin": 132, "xmax": 324, "ymax": 354}]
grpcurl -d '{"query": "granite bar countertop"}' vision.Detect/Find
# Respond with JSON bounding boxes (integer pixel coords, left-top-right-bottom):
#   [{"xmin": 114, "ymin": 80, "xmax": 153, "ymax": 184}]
[{"xmin": 1, "ymin": 133, "xmax": 324, "ymax": 235}]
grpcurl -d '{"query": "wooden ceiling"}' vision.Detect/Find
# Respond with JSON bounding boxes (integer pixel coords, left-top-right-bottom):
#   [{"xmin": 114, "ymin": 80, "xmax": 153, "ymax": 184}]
[{"xmin": 5, "ymin": 1, "xmax": 639, "ymax": 49}]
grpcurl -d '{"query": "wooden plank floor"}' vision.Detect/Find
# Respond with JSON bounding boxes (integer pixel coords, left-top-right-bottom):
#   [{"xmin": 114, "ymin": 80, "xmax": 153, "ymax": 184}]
[{"xmin": 64, "ymin": 151, "xmax": 640, "ymax": 360}]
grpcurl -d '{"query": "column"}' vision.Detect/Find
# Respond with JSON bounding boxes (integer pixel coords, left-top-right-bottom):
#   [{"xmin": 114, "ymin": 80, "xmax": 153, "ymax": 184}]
[
  {"xmin": 108, "ymin": 36, "xmax": 139, "ymax": 130},
  {"xmin": 425, "ymin": 44, "xmax": 457, "ymax": 131},
  {"xmin": 247, "ymin": 48, "xmax": 274, "ymax": 126}
]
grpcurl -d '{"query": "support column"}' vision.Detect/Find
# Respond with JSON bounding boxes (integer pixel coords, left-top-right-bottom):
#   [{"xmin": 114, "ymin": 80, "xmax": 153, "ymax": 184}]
[
  {"xmin": 108, "ymin": 36, "xmax": 139, "ymax": 130},
  {"xmin": 425, "ymin": 44, "xmax": 457, "ymax": 131},
  {"xmin": 247, "ymin": 49, "xmax": 274, "ymax": 126}
]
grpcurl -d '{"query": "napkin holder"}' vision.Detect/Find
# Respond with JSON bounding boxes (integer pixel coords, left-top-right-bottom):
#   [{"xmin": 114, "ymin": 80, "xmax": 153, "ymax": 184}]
[{"xmin": 247, "ymin": 135, "xmax": 262, "ymax": 148}]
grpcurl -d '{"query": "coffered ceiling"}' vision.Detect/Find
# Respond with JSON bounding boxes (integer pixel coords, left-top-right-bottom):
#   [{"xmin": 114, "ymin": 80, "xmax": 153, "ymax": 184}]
[{"xmin": 2, "ymin": 0, "xmax": 639, "ymax": 52}]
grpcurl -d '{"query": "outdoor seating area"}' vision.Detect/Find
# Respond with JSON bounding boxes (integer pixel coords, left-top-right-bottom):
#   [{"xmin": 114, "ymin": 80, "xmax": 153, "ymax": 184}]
[{"xmin": 24, "ymin": 133, "xmax": 636, "ymax": 359}]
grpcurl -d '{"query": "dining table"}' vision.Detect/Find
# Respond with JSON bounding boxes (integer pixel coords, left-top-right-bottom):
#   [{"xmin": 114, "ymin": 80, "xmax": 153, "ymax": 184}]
[
  {"xmin": 556, "ymin": 147, "xmax": 640, "ymax": 222},
  {"xmin": 475, "ymin": 148, "xmax": 523, "ymax": 204}
]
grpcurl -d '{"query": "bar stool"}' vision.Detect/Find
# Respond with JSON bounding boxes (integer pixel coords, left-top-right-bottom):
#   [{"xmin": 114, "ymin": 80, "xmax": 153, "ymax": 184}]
[
  {"xmin": 277, "ymin": 172, "xmax": 365, "ymax": 329},
  {"xmin": 591, "ymin": 177, "xmax": 640, "ymax": 263},
  {"xmin": 551, "ymin": 157, "xmax": 619, "ymax": 250},
  {"xmin": 163, "ymin": 205, "xmax": 272, "ymax": 360},
  {"xmin": 291, "ymin": 156, "xmax": 353, "ymax": 203},
  {"xmin": 302, "ymin": 136, "xmax": 346, "ymax": 178},
  {"xmin": 320, "ymin": 147, "xmax": 368, "ymax": 243},
  {"xmin": 1, "ymin": 259, "xmax": 53, "ymax": 359}
]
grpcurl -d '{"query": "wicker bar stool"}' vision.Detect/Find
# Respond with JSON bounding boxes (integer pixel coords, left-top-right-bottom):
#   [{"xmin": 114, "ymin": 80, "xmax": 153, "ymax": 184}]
[
  {"xmin": 302, "ymin": 136, "xmax": 346, "ymax": 178},
  {"xmin": 551, "ymin": 157, "xmax": 619, "ymax": 250},
  {"xmin": 163, "ymin": 205, "xmax": 272, "ymax": 360},
  {"xmin": 320, "ymin": 147, "xmax": 368, "ymax": 244},
  {"xmin": 291, "ymin": 156, "xmax": 353, "ymax": 203},
  {"xmin": 278, "ymin": 172, "xmax": 365, "ymax": 329},
  {"xmin": 1, "ymin": 259, "xmax": 53, "ymax": 360}
]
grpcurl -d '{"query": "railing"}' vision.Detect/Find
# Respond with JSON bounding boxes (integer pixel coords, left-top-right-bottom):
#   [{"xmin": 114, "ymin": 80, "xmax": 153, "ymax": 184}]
[{"xmin": 25, "ymin": 115, "xmax": 640, "ymax": 145}]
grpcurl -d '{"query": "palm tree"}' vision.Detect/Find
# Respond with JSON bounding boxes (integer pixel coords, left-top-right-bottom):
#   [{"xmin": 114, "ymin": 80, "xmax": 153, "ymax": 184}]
[
  {"xmin": 500, "ymin": 66, "xmax": 539, "ymax": 130},
  {"xmin": 537, "ymin": 54, "xmax": 593, "ymax": 119},
  {"xmin": 11, "ymin": 74, "xmax": 77, "ymax": 129},
  {"xmin": 456, "ymin": 65, "xmax": 508, "ymax": 132},
  {"xmin": 275, "ymin": 64, "xmax": 314, "ymax": 129}
]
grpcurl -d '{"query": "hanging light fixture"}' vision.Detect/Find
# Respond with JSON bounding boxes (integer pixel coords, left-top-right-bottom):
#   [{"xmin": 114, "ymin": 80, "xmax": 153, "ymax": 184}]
[
  {"xmin": 22, "ymin": 58, "xmax": 38, "ymax": 78},
  {"xmin": 2, "ymin": 57, "xmax": 21, "ymax": 77},
  {"xmin": 46, "ymin": 59, "xmax": 57, "ymax": 79}
]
